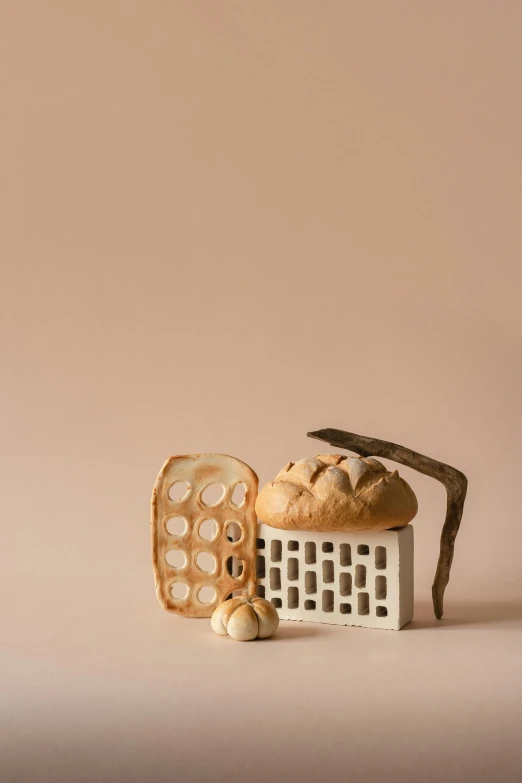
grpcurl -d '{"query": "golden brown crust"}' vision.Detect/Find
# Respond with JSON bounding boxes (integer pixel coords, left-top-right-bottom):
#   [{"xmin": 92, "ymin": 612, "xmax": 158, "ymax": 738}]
[
  {"xmin": 151, "ymin": 454, "xmax": 258, "ymax": 618},
  {"xmin": 255, "ymin": 454, "xmax": 417, "ymax": 532}
]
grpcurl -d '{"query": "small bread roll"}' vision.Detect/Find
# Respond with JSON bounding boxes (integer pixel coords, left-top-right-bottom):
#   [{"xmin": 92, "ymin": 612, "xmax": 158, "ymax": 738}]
[
  {"xmin": 255, "ymin": 454, "xmax": 417, "ymax": 532},
  {"xmin": 211, "ymin": 594, "xmax": 279, "ymax": 641}
]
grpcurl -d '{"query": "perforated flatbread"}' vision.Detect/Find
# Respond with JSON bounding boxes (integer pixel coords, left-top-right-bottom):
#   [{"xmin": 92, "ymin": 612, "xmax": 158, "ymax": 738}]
[{"xmin": 151, "ymin": 453, "xmax": 258, "ymax": 617}]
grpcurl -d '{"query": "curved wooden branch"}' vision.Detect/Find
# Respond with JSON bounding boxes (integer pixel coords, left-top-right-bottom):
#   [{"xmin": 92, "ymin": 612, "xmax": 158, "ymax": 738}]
[{"xmin": 307, "ymin": 428, "xmax": 468, "ymax": 619}]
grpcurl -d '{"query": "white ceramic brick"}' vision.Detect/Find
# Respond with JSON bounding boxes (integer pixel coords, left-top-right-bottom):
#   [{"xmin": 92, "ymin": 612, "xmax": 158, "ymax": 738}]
[{"xmin": 255, "ymin": 524, "xmax": 414, "ymax": 631}]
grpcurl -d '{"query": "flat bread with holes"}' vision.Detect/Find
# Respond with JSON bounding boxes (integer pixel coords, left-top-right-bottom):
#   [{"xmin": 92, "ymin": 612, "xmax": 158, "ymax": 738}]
[
  {"xmin": 151, "ymin": 453, "xmax": 258, "ymax": 617},
  {"xmin": 255, "ymin": 454, "xmax": 417, "ymax": 532}
]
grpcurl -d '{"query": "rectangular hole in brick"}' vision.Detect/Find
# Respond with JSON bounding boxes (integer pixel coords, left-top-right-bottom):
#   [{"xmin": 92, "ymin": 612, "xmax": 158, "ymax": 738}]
[
  {"xmin": 288, "ymin": 586, "xmax": 299, "ymax": 609},
  {"xmin": 288, "ymin": 558, "xmax": 299, "ymax": 581},
  {"xmin": 256, "ymin": 538, "xmax": 265, "ymax": 549},
  {"xmin": 340, "ymin": 603, "xmax": 352, "ymax": 614},
  {"xmin": 256, "ymin": 555, "xmax": 266, "ymax": 579},
  {"xmin": 358, "ymin": 592, "xmax": 370, "ymax": 615},
  {"xmin": 271, "ymin": 540, "xmax": 282, "ymax": 562},
  {"xmin": 322, "ymin": 542, "xmax": 334, "ymax": 553},
  {"xmin": 304, "ymin": 599, "xmax": 316, "ymax": 610},
  {"xmin": 340, "ymin": 543, "xmax": 351, "ymax": 567},
  {"xmin": 288, "ymin": 540, "xmax": 299, "ymax": 551},
  {"xmin": 355, "ymin": 564, "xmax": 366, "ymax": 589},
  {"xmin": 270, "ymin": 567, "xmax": 281, "ymax": 591},
  {"xmin": 340, "ymin": 572, "xmax": 352, "ymax": 597},
  {"xmin": 357, "ymin": 544, "xmax": 370, "ymax": 556},
  {"xmin": 305, "ymin": 571, "xmax": 317, "ymax": 594},
  {"xmin": 322, "ymin": 590, "xmax": 334, "ymax": 613},
  {"xmin": 271, "ymin": 597, "xmax": 282, "ymax": 608},
  {"xmin": 305, "ymin": 542, "xmax": 316, "ymax": 564},
  {"xmin": 375, "ymin": 575, "xmax": 387, "ymax": 600},
  {"xmin": 255, "ymin": 585, "xmax": 265, "ymax": 599},
  {"xmin": 376, "ymin": 605, "xmax": 388, "ymax": 617},
  {"xmin": 322, "ymin": 560, "xmax": 334, "ymax": 583},
  {"xmin": 375, "ymin": 546, "xmax": 387, "ymax": 570}
]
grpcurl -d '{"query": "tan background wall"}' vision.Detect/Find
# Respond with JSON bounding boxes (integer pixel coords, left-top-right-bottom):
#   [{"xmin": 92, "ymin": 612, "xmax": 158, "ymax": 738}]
[{"xmin": 2, "ymin": 3, "xmax": 522, "ymax": 782}]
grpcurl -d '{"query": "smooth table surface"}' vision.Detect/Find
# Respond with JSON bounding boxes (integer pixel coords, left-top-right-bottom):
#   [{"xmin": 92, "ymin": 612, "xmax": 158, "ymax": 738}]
[{"xmin": 2, "ymin": 594, "xmax": 521, "ymax": 783}]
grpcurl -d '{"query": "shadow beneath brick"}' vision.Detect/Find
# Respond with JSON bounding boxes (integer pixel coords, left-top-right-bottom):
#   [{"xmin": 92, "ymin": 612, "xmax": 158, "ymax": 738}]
[{"xmin": 405, "ymin": 599, "xmax": 522, "ymax": 630}]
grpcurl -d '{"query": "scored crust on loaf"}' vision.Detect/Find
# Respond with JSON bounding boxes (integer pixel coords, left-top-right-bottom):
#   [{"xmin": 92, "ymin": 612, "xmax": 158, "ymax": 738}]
[
  {"xmin": 151, "ymin": 454, "xmax": 259, "ymax": 617},
  {"xmin": 255, "ymin": 454, "xmax": 418, "ymax": 532}
]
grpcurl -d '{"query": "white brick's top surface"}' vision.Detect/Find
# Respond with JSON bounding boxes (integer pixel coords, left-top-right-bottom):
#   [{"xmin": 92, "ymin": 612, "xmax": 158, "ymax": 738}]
[{"xmin": 256, "ymin": 523, "xmax": 414, "ymax": 631}]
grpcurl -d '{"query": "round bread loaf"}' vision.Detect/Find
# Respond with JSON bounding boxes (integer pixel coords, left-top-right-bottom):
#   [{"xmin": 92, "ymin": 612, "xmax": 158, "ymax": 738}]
[{"xmin": 255, "ymin": 454, "xmax": 418, "ymax": 532}]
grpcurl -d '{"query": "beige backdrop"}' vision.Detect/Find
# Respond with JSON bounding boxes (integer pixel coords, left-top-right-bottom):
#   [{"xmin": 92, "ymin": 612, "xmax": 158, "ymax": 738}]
[{"xmin": 2, "ymin": 2, "xmax": 522, "ymax": 782}]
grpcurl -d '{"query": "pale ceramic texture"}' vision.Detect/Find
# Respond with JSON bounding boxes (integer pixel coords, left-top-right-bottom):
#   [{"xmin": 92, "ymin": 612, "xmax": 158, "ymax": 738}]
[
  {"xmin": 256, "ymin": 523, "xmax": 414, "ymax": 630},
  {"xmin": 255, "ymin": 454, "xmax": 418, "ymax": 532},
  {"xmin": 211, "ymin": 594, "xmax": 280, "ymax": 641}
]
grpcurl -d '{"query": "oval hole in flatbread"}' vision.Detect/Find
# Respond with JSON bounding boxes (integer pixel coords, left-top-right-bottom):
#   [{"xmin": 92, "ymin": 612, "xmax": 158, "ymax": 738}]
[
  {"xmin": 198, "ymin": 586, "xmax": 216, "ymax": 604},
  {"xmin": 166, "ymin": 516, "xmax": 187, "ymax": 536},
  {"xmin": 225, "ymin": 521, "xmax": 243, "ymax": 542},
  {"xmin": 196, "ymin": 551, "xmax": 216, "ymax": 574},
  {"xmin": 169, "ymin": 481, "xmax": 190, "ymax": 501},
  {"xmin": 198, "ymin": 518, "xmax": 218, "ymax": 541},
  {"xmin": 166, "ymin": 549, "xmax": 186, "ymax": 568},
  {"xmin": 171, "ymin": 582, "xmax": 188, "ymax": 599},
  {"xmin": 231, "ymin": 482, "xmax": 246, "ymax": 508},
  {"xmin": 201, "ymin": 483, "xmax": 225, "ymax": 507},
  {"xmin": 226, "ymin": 556, "xmax": 244, "ymax": 578}
]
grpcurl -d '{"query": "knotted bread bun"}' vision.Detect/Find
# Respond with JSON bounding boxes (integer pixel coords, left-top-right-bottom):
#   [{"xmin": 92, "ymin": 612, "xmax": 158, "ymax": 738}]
[{"xmin": 255, "ymin": 454, "xmax": 417, "ymax": 532}]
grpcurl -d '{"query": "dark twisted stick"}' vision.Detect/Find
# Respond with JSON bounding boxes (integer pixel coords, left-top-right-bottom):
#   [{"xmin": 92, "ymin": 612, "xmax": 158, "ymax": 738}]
[{"xmin": 307, "ymin": 428, "xmax": 468, "ymax": 619}]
